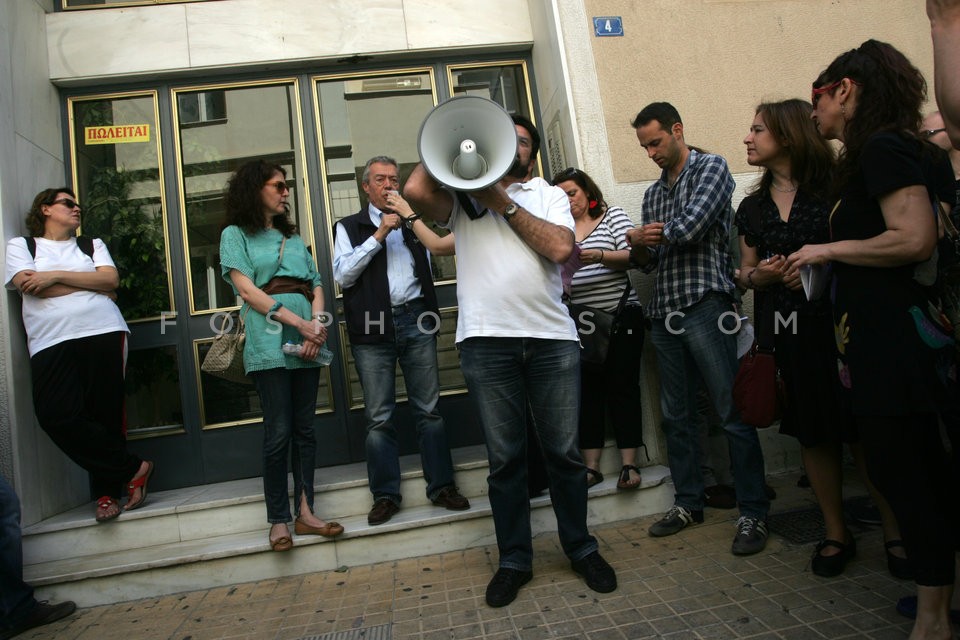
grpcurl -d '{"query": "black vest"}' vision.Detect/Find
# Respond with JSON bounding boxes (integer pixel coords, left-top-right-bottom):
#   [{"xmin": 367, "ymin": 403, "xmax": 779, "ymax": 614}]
[{"xmin": 335, "ymin": 206, "xmax": 439, "ymax": 344}]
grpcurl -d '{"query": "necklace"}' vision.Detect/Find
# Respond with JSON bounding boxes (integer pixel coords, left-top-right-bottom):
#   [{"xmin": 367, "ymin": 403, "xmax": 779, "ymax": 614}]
[{"xmin": 770, "ymin": 181, "xmax": 797, "ymax": 193}]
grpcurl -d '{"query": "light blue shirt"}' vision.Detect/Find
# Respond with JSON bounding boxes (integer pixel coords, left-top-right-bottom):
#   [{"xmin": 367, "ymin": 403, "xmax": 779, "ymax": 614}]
[{"xmin": 332, "ymin": 204, "xmax": 424, "ymax": 307}]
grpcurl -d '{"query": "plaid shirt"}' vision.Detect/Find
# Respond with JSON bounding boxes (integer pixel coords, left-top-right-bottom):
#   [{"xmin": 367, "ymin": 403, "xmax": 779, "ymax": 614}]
[{"xmin": 641, "ymin": 149, "xmax": 736, "ymax": 319}]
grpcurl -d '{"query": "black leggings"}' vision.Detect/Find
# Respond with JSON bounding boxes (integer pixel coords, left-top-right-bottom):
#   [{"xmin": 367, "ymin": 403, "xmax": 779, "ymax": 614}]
[
  {"xmin": 857, "ymin": 412, "xmax": 959, "ymax": 586},
  {"xmin": 31, "ymin": 332, "xmax": 141, "ymax": 499}
]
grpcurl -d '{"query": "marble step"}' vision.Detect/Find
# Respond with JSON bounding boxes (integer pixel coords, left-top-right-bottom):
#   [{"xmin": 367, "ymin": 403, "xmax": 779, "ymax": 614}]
[{"xmin": 24, "ymin": 455, "xmax": 671, "ymax": 607}]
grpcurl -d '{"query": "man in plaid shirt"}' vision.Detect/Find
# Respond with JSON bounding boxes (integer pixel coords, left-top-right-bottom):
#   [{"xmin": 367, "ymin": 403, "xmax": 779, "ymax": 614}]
[{"xmin": 626, "ymin": 102, "xmax": 770, "ymax": 556}]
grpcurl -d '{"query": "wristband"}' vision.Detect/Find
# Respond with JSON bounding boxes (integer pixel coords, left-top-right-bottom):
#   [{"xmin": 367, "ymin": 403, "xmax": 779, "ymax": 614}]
[
  {"xmin": 599, "ymin": 249, "xmax": 605, "ymax": 263},
  {"xmin": 268, "ymin": 300, "xmax": 283, "ymax": 313},
  {"xmin": 746, "ymin": 269, "xmax": 757, "ymax": 289}
]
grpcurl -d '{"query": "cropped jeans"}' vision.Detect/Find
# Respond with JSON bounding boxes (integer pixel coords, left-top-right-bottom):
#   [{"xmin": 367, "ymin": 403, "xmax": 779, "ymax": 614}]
[
  {"xmin": 251, "ymin": 366, "xmax": 323, "ymax": 524},
  {"xmin": 459, "ymin": 336, "xmax": 597, "ymax": 571},
  {"xmin": 649, "ymin": 292, "xmax": 769, "ymax": 519},
  {"xmin": 352, "ymin": 301, "xmax": 455, "ymax": 505}
]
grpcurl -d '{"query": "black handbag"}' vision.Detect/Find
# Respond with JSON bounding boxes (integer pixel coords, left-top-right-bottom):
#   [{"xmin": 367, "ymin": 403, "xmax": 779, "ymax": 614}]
[{"xmin": 567, "ymin": 281, "xmax": 642, "ymax": 365}]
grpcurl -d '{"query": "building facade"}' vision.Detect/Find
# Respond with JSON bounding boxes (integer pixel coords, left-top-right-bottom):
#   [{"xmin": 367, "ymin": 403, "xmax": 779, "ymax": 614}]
[{"xmin": 0, "ymin": 0, "xmax": 935, "ymax": 525}]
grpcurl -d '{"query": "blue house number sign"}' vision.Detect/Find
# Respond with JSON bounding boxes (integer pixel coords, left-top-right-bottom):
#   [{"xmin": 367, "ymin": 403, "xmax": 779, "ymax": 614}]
[{"xmin": 593, "ymin": 16, "xmax": 624, "ymax": 37}]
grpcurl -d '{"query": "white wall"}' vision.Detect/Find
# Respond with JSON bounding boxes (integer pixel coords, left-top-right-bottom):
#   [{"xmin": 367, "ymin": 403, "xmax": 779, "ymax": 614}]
[{"xmin": 1, "ymin": 0, "xmax": 89, "ymax": 524}]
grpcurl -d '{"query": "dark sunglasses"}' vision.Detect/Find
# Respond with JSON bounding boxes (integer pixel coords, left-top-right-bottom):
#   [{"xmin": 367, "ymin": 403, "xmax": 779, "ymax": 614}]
[
  {"xmin": 51, "ymin": 198, "xmax": 81, "ymax": 210},
  {"xmin": 552, "ymin": 167, "xmax": 580, "ymax": 184},
  {"xmin": 811, "ymin": 78, "xmax": 861, "ymax": 108},
  {"xmin": 922, "ymin": 128, "xmax": 947, "ymax": 139},
  {"xmin": 265, "ymin": 180, "xmax": 290, "ymax": 193}
]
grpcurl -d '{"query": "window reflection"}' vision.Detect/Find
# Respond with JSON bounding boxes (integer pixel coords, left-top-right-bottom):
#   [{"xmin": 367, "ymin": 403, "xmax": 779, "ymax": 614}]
[
  {"xmin": 126, "ymin": 345, "xmax": 184, "ymax": 436},
  {"xmin": 175, "ymin": 81, "xmax": 310, "ymax": 313},
  {"xmin": 70, "ymin": 93, "xmax": 172, "ymax": 322}
]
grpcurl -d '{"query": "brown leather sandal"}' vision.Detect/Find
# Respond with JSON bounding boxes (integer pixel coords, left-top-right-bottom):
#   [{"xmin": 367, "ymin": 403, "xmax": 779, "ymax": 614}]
[{"xmin": 616, "ymin": 465, "xmax": 642, "ymax": 490}]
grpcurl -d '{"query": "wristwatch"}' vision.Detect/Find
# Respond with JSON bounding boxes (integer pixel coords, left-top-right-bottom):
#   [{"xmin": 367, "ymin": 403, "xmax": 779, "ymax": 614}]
[
  {"xmin": 403, "ymin": 214, "xmax": 420, "ymax": 229},
  {"xmin": 501, "ymin": 202, "xmax": 520, "ymax": 220}
]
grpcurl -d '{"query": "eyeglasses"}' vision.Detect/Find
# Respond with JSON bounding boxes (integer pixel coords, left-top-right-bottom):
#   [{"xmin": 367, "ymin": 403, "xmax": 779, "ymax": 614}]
[
  {"xmin": 922, "ymin": 128, "xmax": 947, "ymax": 139},
  {"xmin": 51, "ymin": 198, "xmax": 81, "ymax": 210},
  {"xmin": 811, "ymin": 78, "xmax": 861, "ymax": 108},
  {"xmin": 265, "ymin": 180, "xmax": 290, "ymax": 193}
]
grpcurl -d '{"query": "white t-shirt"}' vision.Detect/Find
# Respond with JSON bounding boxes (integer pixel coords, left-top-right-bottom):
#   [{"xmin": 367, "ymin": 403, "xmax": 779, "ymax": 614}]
[
  {"xmin": 445, "ymin": 177, "xmax": 578, "ymax": 344},
  {"xmin": 4, "ymin": 237, "xmax": 129, "ymax": 356}
]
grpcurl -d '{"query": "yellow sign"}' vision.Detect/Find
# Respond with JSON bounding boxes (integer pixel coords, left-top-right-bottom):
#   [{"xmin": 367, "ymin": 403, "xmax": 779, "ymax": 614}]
[{"xmin": 84, "ymin": 124, "xmax": 150, "ymax": 145}]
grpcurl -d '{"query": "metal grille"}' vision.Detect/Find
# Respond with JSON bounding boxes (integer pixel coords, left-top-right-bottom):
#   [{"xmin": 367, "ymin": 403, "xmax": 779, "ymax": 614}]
[{"xmin": 301, "ymin": 625, "xmax": 392, "ymax": 640}]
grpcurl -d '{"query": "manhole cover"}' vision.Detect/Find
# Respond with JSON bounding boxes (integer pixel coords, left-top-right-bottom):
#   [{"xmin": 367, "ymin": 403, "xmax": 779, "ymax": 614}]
[
  {"xmin": 766, "ymin": 495, "xmax": 876, "ymax": 544},
  {"xmin": 301, "ymin": 624, "xmax": 392, "ymax": 640}
]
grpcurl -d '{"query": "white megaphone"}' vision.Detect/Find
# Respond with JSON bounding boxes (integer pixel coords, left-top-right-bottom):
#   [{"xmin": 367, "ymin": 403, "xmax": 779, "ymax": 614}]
[{"xmin": 417, "ymin": 96, "xmax": 518, "ymax": 191}]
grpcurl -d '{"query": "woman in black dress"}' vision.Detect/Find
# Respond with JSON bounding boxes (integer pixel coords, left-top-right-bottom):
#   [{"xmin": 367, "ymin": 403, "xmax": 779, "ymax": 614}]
[
  {"xmin": 787, "ymin": 41, "xmax": 958, "ymax": 639},
  {"xmin": 737, "ymin": 99, "xmax": 908, "ymax": 579}
]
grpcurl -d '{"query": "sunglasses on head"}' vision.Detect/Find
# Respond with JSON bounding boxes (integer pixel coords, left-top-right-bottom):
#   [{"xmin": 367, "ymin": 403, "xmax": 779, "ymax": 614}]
[
  {"xmin": 553, "ymin": 167, "xmax": 581, "ymax": 183},
  {"xmin": 265, "ymin": 180, "xmax": 290, "ymax": 193},
  {"xmin": 811, "ymin": 78, "xmax": 861, "ymax": 108},
  {"xmin": 51, "ymin": 198, "xmax": 80, "ymax": 210}
]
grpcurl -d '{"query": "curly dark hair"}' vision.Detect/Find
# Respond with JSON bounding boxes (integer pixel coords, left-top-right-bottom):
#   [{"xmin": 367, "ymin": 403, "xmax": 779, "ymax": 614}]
[
  {"xmin": 812, "ymin": 40, "xmax": 926, "ymax": 194},
  {"xmin": 550, "ymin": 167, "xmax": 607, "ymax": 219},
  {"xmin": 223, "ymin": 160, "xmax": 296, "ymax": 237},
  {"xmin": 25, "ymin": 187, "xmax": 76, "ymax": 237},
  {"xmin": 748, "ymin": 99, "xmax": 835, "ymax": 198}
]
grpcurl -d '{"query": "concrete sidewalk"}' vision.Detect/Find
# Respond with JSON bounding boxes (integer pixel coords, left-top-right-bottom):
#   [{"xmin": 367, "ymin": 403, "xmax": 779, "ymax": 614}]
[{"xmin": 17, "ymin": 473, "xmax": 920, "ymax": 640}]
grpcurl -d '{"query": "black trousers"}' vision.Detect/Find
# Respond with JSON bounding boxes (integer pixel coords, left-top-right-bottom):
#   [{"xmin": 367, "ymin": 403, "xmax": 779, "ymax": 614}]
[
  {"xmin": 578, "ymin": 323, "xmax": 645, "ymax": 450},
  {"xmin": 857, "ymin": 412, "xmax": 959, "ymax": 586},
  {"xmin": 30, "ymin": 331, "xmax": 140, "ymax": 499}
]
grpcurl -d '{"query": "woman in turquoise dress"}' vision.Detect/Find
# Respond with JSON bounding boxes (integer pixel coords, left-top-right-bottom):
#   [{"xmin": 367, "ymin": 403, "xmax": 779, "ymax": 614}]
[{"xmin": 219, "ymin": 160, "xmax": 342, "ymax": 551}]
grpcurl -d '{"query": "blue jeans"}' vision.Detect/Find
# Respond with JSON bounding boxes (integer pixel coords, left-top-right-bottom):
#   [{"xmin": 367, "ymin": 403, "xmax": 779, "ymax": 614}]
[
  {"xmin": 0, "ymin": 475, "xmax": 36, "ymax": 630},
  {"xmin": 459, "ymin": 337, "xmax": 597, "ymax": 571},
  {"xmin": 251, "ymin": 366, "xmax": 323, "ymax": 523},
  {"xmin": 352, "ymin": 302, "xmax": 455, "ymax": 504},
  {"xmin": 649, "ymin": 292, "xmax": 769, "ymax": 519}
]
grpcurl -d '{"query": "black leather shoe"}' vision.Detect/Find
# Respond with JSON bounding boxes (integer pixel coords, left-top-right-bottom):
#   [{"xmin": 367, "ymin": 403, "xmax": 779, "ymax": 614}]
[
  {"xmin": 571, "ymin": 551, "xmax": 617, "ymax": 593},
  {"xmin": 0, "ymin": 601, "xmax": 76, "ymax": 640},
  {"xmin": 811, "ymin": 535, "xmax": 856, "ymax": 577},
  {"xmin": 485, "ymin": 568, "xmax": 533, "ymax": 607},
  {"xmin": 431, "ymin": 486, "xmax": 470, "ymax": 511},
  {"xmin": 367, "ymin": 498, "xmax": 399, "ymax": 525}
]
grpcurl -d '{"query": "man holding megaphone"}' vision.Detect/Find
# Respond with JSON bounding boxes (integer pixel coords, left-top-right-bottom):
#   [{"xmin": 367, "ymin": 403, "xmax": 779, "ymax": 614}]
[{"xmin": 405, "ymin": 108, "xmax": 617, "ymax": 607}]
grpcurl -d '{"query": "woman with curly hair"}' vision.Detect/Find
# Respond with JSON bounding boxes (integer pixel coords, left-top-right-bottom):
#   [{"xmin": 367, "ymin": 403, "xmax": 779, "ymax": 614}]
[
  {"xmin": 786, "ymin": 41, "xmax": 958, "ymax": 638},
  {"xmin": 219, "ymin": 160, "xmax": 342, "ymax": 551}
]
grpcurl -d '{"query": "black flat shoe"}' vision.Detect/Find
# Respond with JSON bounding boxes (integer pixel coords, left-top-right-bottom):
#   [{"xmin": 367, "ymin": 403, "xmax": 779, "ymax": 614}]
[
  {"xmin": 885, "ymin": 540, "xmax": 914, "ymax": 580},
  {"xmin": 811, "ymin": 535, "xmax": 856, "ymax": 577}
]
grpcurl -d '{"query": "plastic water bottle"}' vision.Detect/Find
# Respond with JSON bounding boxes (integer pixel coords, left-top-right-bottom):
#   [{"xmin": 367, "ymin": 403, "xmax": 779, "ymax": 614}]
[{"xmin": 282, "ymin": 341, "xmax": 334, "ymax": 366}]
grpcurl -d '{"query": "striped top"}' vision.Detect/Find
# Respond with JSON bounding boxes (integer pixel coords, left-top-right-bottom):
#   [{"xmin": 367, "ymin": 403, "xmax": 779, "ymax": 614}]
[{"xmin": 569, "ymin": 206, "xmax": 638, "ymax": 312}]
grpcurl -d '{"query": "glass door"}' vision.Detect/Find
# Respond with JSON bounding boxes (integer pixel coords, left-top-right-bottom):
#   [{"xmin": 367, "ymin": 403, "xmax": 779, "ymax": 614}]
[{"xmin": 61, "ymin": 57, "xmax": 540, "ymax": 489}]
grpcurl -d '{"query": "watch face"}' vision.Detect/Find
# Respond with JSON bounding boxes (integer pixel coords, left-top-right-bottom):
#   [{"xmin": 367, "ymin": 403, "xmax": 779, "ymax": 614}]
[{"xmin": 503, "ymin": 203, "xmax": 519, "ymax": 218}]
